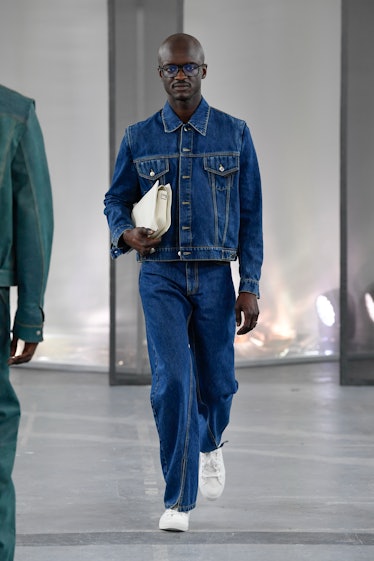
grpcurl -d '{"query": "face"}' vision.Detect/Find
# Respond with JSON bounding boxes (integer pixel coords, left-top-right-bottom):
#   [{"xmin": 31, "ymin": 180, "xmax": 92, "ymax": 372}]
[{"xmin": 158, "ymin": 38, "xmax": 207, "ymax": 105}]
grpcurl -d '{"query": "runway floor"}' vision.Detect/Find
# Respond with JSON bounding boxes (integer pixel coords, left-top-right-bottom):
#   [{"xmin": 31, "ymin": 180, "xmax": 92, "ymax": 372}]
[{"xmin": 11, "ymin": 361, "xmax": 374, "ymax": 561}]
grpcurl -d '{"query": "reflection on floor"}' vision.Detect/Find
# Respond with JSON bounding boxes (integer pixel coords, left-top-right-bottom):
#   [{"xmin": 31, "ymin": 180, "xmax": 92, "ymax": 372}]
[
  {"xmin": 31, "ymin": 326, "xmax": 338, "ymax": 373},
  {"xmin": 30, "ymin": 329, "xmax": 110, "ymax": 370},
  {"xmin": 11, "ymin": 361, "xmax": 374, "ymax": 560}
]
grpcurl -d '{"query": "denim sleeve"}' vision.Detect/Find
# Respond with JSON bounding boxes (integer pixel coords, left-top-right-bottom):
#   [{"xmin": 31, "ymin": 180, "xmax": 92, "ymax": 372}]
[
  {"xmin": 238, "ymin": 125, "xmax": 263, "ymax": 298},
  {"xmin": 12, "ymin": 102, "xmax": 54, "ymax": 342},
  {"xmin": 103, "ymin": 128, "xmax": 140, "ymax": 258}
]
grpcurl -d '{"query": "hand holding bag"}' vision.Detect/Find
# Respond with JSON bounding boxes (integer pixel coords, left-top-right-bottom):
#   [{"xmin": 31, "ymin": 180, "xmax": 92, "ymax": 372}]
[{"xmin": 131, "ymin": 180, "xmax": 172, "ymax": 239}]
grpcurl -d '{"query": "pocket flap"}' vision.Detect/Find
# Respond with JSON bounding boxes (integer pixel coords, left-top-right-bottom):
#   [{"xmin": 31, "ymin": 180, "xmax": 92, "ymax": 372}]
[
  {"xmin": 204, "ymin": 155, "xmax": 239, "ymax": 176},
  {"xmin": 135, "ymin": 158, "xmax": 169, "ymax": 180}
]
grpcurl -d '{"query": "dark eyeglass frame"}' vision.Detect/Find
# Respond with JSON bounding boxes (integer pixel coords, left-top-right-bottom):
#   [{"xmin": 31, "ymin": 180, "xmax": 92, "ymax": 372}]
[{"xmin": 158, "ymin": 63, "xmax": 205, "ymax": 78}]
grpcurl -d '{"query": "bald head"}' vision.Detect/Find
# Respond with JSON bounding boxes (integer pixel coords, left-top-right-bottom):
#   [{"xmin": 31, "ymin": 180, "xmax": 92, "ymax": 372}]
[
  {"xmin": 158, "ymin": 33, "xmax": 205, "ymax": 66},
  {"xmin": 157, "ymin": 33, "xmax": 207, "ymax": 121}
]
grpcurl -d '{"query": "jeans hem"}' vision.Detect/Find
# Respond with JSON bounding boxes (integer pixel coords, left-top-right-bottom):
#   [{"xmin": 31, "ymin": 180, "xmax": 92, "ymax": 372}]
[{"xmin": 165, "ymin": 502, "xmax": 196, "ymax": 513}]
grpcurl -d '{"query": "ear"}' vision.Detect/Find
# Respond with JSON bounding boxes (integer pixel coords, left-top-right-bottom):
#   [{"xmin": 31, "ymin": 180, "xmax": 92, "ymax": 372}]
[{"xmin": 201, "ymin": 64, "xmax": 208, "ymax": 79}]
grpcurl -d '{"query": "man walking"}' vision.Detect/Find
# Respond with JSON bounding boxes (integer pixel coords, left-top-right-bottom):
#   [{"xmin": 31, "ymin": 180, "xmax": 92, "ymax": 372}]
[{"xmin": 104, "ymin": 33, "xmax": 263, "ymax": 531}]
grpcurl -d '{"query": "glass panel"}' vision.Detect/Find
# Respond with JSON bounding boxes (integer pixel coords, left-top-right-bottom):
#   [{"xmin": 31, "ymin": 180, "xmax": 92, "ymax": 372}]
[
  {"xmin": 109, "ymin": 0, "xmax": 183, "ymax": 383},
  {"xmin": 185, "ymin": 0, "xmax": 341, "ymax": 363},
  {"xmin": 113, "ymin": 257, "xmax": 148, "ymax": 374},
  {"xmin": 341, "ymin": 0, "xmax": 374, "ymax": 384},
  {"xmin": 1, "ymin": 0, "xmax": 109, "ymax": 370}
]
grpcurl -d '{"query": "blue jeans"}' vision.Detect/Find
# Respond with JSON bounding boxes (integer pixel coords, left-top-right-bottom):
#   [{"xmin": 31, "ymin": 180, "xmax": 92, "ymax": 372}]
[
  {"xmin": 0, "ymin": 288, "xmax": 20, "ymax": 561},
  {"xmin": 139, "ymin": 261, "xmax": 238, "ymax": 512}
]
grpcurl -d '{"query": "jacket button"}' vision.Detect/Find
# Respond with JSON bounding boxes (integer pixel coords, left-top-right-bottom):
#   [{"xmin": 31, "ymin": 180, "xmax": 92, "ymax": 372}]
[
  {"xmin": 219, "ymin": 164, "xmax": 225, "ymax": 172},
  {"xmin": 178, "ymin": 251, "xmax": 181, "ymax": 257},
  {"xmin": 150, "ymin": 170, "xmax": 155, "ymax": 177}
]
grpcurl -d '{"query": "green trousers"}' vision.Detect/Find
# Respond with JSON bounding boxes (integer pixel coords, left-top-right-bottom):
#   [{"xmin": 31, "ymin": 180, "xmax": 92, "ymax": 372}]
[{"xmin": 0, "ymin": 287, "xmax": 20, "ymax": 561}]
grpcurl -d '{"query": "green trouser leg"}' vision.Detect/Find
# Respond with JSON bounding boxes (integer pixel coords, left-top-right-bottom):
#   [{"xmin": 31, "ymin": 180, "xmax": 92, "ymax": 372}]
[{"xmin": 0, "ymin": 288, "xmax": 20, "ymax": 561}]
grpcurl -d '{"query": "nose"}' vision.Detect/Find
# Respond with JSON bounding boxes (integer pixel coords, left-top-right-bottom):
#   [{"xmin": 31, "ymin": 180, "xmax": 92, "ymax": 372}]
[{"xmin": 175, "ymin": 67, "xmax": 187, "ymax": 79}]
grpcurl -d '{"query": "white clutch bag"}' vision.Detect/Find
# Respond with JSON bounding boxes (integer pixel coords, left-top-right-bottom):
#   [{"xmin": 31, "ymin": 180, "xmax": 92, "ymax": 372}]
[{"xmin": 131, "ymin": 180, "xmax": 172, "ymax": 239}]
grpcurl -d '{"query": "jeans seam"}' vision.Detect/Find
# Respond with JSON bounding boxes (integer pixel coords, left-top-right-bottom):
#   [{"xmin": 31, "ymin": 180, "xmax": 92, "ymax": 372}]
[
  {"xmin": 149, "ymin": 340, "xmax": 169, "ymax": 477},
  {"xmin": 175, "ymin": 350, "xmax": 194, "ymax": 509},
  {"xmin": 190, "ymin": 328, "xmax": 219, "ymax": 451}
]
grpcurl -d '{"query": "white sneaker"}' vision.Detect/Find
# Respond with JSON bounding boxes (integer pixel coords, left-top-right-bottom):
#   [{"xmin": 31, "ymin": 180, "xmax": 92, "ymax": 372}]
[
  {"xmin": 199, "ymin": 447, "xmax": 225, "ymax": 500},
  {"xmin": 159, "ymin": 508, "xmax": 190, "ymax": 532}
]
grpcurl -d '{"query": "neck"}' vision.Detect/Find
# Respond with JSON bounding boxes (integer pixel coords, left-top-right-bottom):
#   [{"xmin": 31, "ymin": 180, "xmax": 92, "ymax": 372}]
[{"xmin": 168, "ymin": 95, "xmax": 202, "ymax": 123}]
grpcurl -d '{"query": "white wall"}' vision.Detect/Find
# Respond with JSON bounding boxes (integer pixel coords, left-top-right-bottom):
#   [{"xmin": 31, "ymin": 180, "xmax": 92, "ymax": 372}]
[
  {"xmin": 1, "ymin": 0, "xmax": 109, "ymax": 367},
  {"xmin": 185, "ymin": 0, "xmax": 341, "ymax": 359}
]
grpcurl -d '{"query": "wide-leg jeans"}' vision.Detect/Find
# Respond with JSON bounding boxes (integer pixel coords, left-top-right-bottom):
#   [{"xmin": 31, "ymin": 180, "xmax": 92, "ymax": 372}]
[
  {"xmin": 139, "ymin": 261, "xmax": 238, "ymax": 512},
  {"xmin": 0, "ymin": 288, "xmax": 20, "ymax": 561}
]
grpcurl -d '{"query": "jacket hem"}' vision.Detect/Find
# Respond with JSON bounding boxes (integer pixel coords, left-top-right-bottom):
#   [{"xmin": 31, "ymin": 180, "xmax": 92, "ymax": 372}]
[{"xmin": 137, "ymin": 247, "xmax": 238, "ymax": 262}]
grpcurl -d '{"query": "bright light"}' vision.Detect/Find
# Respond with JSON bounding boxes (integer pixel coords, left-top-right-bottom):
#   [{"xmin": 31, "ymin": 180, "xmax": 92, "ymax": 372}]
[
  {"xmin": 250, "ymin": 337, "xmax": 265, "ymax": 348},
  {"xmin": 271, "ymin": 324, "xmax": 295, "ymax": 339},
  {"xmin": 316, "ymin": 295, "xmax": 336, "ymax": 327},
  {"xmin": 365, "ymin": 292, "xmax": 374, "ymax": 322}
]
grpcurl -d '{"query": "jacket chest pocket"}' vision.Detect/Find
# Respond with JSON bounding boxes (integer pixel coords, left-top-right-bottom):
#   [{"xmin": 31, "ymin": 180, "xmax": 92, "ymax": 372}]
[
  {"xmin": 135, "ymin": 158, "xmax": 169, "ymax": 184},
  {"xmin": 204, "ymin": 155, "xmax": 239, "ymax": 191}
]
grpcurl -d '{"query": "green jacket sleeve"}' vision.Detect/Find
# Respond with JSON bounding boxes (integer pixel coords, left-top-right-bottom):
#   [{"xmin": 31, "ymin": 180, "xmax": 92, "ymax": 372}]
[{"xmin": 11, "ymin": 102, "xmax": 53, "ymax": 342}]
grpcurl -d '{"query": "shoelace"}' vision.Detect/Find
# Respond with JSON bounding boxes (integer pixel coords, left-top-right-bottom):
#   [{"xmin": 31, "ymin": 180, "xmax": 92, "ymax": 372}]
[{"xmin": 201, "ymin": 452, "xmax": 222, "ymax": 479}]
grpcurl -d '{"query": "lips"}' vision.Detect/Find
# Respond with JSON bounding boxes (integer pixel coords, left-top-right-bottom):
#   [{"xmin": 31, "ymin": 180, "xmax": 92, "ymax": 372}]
[{"xmin": 172, "ymin": 82, "xmax": 190, "ymax": 89}]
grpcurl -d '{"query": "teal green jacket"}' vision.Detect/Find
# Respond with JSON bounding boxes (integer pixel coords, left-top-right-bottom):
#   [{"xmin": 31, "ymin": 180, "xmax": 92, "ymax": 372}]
[{"xmin": 0, "ymin": 85, "xmax": 53, "ymax": 342}]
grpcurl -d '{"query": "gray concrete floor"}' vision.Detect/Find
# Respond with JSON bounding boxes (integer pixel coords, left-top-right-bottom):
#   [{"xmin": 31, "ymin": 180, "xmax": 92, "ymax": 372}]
[{"xmin": 10, "ymin": 361, "xmax": 374, "ymax": 560}]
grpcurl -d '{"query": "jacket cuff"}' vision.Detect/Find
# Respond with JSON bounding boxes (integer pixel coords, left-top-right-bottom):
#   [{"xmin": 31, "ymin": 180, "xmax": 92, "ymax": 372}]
[
  {"xmin": 13, "ymin": 307, "xmax": 44, "ymax": 342},
  {"xmin": 239, "ymin": 278, "xmax": 260, "ymax": 298},
  {"xmin": 111, "ymin": 226, "xmax": 134, "ymax": 259},
  {"xmin": 13, "ymin": 320, "xmax": 44, "ymax": 343}
]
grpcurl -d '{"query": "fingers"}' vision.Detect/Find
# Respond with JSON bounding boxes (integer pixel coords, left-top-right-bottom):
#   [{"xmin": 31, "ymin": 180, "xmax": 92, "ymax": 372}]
[
  {"xmin": 140, "ymin": 228, "xmax": 161, "ymax": 256},
  {"xmin": 9, "ymin": 336, "xmax": 18, "ymax": 359},
  {"xmin": 236, "ymin": 307, "xmax": 258, "ymax": 334},
  {"xmin": 235, "ymin": 293, "xmax": 259, "ymax": 335},
  {"xmin": 122, "ymin": 228, "xmax": 161, "ymax": 256},
  {"xmin": 236, "ymin": 317, "xmax": 258, "ymax": 336},
  {"xmin": 8, "ymin": 342, "xmax": 39, "ymax": 365},
  {"xmin": 144, "ymin": 228, "xmax": 156, "ymax": 237}
]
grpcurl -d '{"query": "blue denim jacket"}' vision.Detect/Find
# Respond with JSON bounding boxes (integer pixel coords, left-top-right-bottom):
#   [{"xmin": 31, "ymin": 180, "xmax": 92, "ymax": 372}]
[{"xmin": 104, "ymin": 97, "xmax": 263, "ymax": 296}]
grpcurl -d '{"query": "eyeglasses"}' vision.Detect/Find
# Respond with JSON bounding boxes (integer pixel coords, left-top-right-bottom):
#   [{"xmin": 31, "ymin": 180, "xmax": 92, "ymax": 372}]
[{"xmin": 158, "ymin": 63, "xmax": 204, "ymax": 78}]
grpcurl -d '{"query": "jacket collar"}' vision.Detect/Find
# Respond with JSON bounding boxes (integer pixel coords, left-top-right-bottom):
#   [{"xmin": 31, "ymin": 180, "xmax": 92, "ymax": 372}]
[{"xmin": 161, "ymin": 97, "xmax": 210, "ymax": 136}]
